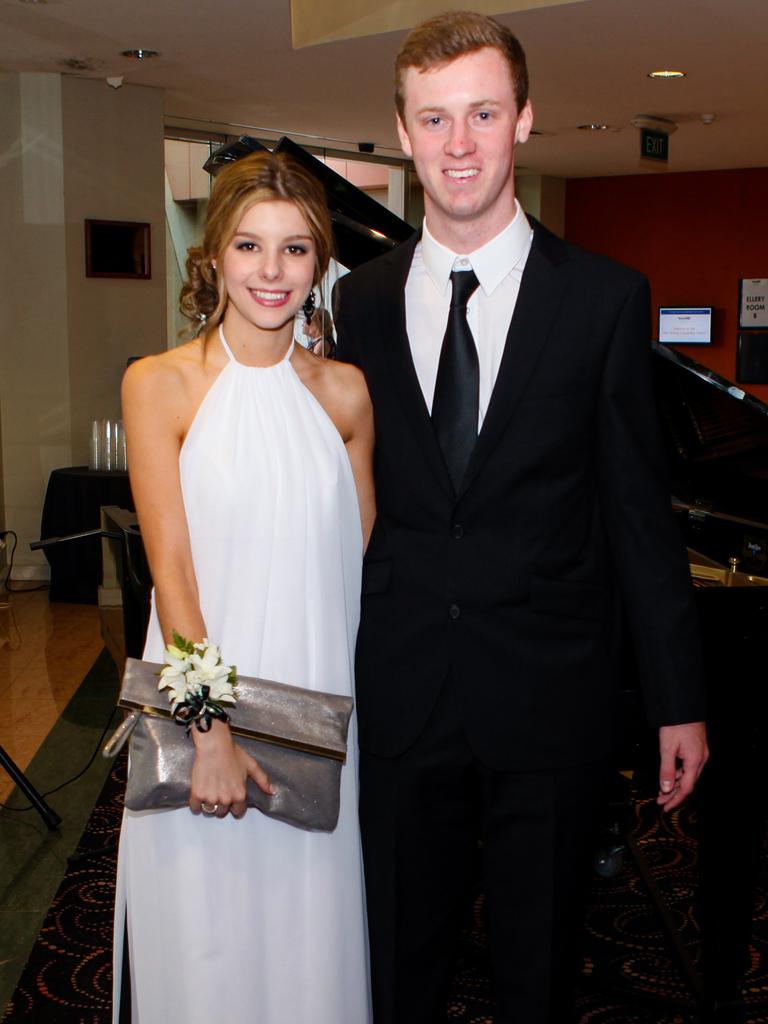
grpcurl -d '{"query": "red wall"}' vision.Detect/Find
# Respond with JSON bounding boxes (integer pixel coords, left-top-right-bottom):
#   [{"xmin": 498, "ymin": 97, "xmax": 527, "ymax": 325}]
[{"xmin": 565, "ymin": 167, "xmax": 768, "ymax": 405}]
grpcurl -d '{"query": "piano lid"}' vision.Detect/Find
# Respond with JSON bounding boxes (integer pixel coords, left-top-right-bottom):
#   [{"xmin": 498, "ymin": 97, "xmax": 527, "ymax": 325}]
[
  {"xmin": 273, "ymin": 137, "xmax": 414, "ymax": 268},
  {"xmin": 652, "ymin": 344, "xmax": 768, "ymax": 521},
  {"xmin": 203, "ymin": 135, "xmax": 271, "ymax": 174}
]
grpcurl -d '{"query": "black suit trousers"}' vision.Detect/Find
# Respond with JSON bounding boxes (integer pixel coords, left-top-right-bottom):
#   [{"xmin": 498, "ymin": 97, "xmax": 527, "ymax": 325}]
[{"xmin": 359, "ymin": 674, "xmax": 612, "ymax": 1024}]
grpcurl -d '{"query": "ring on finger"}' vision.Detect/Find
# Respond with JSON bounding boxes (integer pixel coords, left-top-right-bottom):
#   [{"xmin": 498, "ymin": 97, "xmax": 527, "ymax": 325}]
[{"xmin": 200, "ymin": 801, "xmax": 219, "ymax": 815}]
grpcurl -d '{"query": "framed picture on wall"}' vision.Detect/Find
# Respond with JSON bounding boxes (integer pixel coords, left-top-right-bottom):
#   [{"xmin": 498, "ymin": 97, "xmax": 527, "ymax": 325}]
[
  {"xmin": 739, "ymin": 279, "xmax": 768, "ymax": 328},
  {"xmin": 85, "ymin": 220, "xmax": 151, "ymax": 279}
]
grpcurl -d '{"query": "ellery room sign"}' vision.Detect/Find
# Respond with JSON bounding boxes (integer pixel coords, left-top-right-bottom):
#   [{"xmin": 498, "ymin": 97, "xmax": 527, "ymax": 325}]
[{"xmin": 740, "ymin": 279, "xmax": 768, "ymax": 328}]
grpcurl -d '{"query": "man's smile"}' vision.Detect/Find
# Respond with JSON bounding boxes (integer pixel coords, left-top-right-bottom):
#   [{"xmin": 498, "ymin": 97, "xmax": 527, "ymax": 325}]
[{"xmin": 444, "ymin": 168, "xmax": 480, "ymax": 180}]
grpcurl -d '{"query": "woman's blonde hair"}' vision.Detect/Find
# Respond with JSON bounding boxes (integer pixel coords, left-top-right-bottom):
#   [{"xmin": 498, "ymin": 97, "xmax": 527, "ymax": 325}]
[{"xmin": 179, "ymin": 150, "xmax": 333, "ymax": 336}]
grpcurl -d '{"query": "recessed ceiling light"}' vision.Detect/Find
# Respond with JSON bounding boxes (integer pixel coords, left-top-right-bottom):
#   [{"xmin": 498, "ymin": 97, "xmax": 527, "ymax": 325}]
[
  {"xmin": 577, "ymin": 122, "xmax": 610, "ymax": 131},
  {"xmin": 631, "ymin": 114, "xmax": 678, "ymax": 133},
  {"xmin": 648, "ymin": 69, "xmax": 686, "ymax": 79},
  {"xmin": 120, "ymin": 49, "xmax": 161, "ymax": 59}
]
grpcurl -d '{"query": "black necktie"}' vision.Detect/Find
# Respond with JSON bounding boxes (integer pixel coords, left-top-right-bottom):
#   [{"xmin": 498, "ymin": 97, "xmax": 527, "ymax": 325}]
[{"xmin": 431, "ymin": 269, "xmax": 480, "ymax": 490}]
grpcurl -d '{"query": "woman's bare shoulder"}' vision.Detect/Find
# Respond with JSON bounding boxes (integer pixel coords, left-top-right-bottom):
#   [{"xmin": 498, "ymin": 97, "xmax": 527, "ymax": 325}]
[
  {"xmin": 327, "ymin": 358, "xmax": 370, "ymax": 416},
  {"xmin": 298, "ymin": 347, "xmax": 368, "ymax": 400},
  {"xmin": 292, "ymin": 346, "xmax": 371, "ymax": 438},
  {"xmin": 122, "ymin": 340, "xmax": 206, "ymax": 400}
]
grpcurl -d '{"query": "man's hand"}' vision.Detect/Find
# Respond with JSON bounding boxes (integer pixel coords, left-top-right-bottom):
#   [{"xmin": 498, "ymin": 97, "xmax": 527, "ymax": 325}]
[{"xmin": 657, "ymin": 721, "xmax": 708, "ymax": 811}]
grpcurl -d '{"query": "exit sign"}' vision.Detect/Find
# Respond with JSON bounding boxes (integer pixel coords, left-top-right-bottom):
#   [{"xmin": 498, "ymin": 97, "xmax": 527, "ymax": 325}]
[{"xmin": 641, "ymin": 127, "xmax": 669, "ymax": 162}]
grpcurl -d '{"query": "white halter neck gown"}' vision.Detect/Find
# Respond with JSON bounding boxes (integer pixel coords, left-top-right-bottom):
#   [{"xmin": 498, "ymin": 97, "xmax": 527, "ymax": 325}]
[{"xmin": 113, "ymin": 331, "xmax": 371, "ymax": 1023}]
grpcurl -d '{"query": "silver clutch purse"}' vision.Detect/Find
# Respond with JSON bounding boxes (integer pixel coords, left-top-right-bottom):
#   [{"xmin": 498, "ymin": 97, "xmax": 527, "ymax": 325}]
[{"xmin": 103, "ymin": 657, "xmax": 354, "ymax": 832}]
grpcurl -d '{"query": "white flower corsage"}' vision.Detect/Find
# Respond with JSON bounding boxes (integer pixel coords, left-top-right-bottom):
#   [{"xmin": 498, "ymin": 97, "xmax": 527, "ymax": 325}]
[{"xmin": 158, "ymin": 631, "xmax": 237, "ymax": 733}]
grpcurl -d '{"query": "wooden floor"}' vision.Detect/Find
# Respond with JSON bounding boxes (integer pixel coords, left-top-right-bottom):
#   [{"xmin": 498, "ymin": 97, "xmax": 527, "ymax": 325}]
[{"xmin": 0, "ymin": 588, "xmax": 103, "ymax": 802}]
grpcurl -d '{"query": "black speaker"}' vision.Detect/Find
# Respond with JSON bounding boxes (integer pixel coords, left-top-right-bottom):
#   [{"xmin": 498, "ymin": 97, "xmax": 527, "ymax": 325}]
[{"xmin": 737, "ymin": 332, "xmax": 768, "ymax": 384}]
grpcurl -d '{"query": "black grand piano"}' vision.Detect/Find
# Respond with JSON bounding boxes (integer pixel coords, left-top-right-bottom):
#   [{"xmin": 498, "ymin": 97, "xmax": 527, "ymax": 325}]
[
  {"xmin": 651, "ymin": 343, "xmax": 768, "ymax": 1015},
  {"xmin": 129, "ymin": 136, "xmax": 767, "ymax": 1016}
]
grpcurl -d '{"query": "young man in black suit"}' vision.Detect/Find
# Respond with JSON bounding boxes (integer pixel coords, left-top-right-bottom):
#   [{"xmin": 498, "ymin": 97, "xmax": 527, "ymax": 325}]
[{"xmin": 335, "ymin": 12, "xmax": 708, "ymax": 1023}]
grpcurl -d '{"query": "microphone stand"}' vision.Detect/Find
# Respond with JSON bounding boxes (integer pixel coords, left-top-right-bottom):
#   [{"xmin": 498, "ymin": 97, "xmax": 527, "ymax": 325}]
[
  {"xmin": 10, "ymin": 521, "xmax": 148, "ymax": 854},
  {"xmin": 0, "ymin": 745, "xmax": 62, "ymax": 830}
]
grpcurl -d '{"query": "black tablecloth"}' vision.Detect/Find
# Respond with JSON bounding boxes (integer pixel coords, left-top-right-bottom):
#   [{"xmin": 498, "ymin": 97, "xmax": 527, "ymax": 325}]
[{"xmin": 40, "ymin": 466, "xmax": 134, "ymax": 603}]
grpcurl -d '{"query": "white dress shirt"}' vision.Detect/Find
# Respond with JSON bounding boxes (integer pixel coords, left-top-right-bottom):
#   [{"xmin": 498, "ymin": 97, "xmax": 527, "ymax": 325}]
[{"xmin": 405, "ymin": 201, "xmax": 534, "ymax": 428}]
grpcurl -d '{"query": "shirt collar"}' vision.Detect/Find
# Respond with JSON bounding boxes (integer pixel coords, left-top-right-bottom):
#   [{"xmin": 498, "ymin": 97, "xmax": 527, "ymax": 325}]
[{"xmin": 421, "ymin": 200, "xmax": 532, "ymax": 297}]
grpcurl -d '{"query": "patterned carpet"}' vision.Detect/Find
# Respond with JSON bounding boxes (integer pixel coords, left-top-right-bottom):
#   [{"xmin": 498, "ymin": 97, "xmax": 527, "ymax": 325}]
[
  {"xmin": 3, "ymin": 756, "xmax": 767, "ymax": 1023},
  {"xmin": 1, "ymin": 754, "xmax": 124, "ymax": 1024}
]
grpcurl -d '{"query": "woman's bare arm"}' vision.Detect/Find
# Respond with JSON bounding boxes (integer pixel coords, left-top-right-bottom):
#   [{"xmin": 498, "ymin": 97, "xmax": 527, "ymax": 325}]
[
  {"xmin": 290, "ymin": 349, "xmax": 376, "ymax": 550},
  {"xmin": 122, "ymin": 353, "xmax": 272, "ymax": 816},
  {"xmin": 341, "ymin": 369, "xmax": 376, "ymax": 550},
  {"xmin": 122, "ymin": 355, "xmax": 205, "ymax": 644}
]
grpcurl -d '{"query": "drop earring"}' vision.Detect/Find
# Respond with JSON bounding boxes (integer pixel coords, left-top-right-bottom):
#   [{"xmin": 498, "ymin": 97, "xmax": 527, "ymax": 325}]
[{"xmin": 302, "ymin": 290, "xmax": 316, "ymax": 323}]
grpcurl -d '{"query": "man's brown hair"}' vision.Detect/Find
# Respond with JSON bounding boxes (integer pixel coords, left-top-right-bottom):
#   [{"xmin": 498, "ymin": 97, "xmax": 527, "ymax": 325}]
[{"xmin": 395, "ymin": 10, "xmax": 529, "ymax": 122}]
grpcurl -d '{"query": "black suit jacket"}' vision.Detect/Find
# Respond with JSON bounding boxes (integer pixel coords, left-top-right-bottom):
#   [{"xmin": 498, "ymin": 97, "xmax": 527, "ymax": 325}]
[{"xmin": 336, "ymin": 219, "xmax": 705, "ymax": 770}]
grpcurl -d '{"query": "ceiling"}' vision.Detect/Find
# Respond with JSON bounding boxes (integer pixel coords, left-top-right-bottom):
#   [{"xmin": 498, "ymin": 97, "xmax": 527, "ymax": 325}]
[{"xmin": 1, "ymin": 0, "xmax": 767, "ymax": 178}]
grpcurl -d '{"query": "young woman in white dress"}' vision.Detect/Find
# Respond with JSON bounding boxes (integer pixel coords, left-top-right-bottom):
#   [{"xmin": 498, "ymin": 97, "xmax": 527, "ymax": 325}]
[{"xmin": 114, "ymin": 151, "xmax": 375, "ymax": 1023}]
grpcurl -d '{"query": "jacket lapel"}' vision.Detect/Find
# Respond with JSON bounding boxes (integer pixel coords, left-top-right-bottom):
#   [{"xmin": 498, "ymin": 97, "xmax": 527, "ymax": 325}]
[
  {"xmin": 373, "ymin": 233, "xmax": 456, "ymax": 497},
  {"xmin": 458, "ymin": 219, "xmax": 569, "ymax": 498}
]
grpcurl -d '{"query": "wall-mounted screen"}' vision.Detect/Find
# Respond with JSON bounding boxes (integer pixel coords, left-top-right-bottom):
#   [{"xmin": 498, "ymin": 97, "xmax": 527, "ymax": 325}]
[{"xmin": 658, "ymin": 307, "xmax": 713, "ymax": 345}]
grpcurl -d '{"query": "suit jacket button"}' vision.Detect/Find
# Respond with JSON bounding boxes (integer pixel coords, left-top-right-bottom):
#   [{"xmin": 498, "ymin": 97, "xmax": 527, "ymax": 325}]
[
  {"xmin": 449, "ymin": 604, "xmax": 461, "ymax": 620},
  {"xmin": 452, "ymin": 523, "xmax": 464, "ymax": 539}
]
